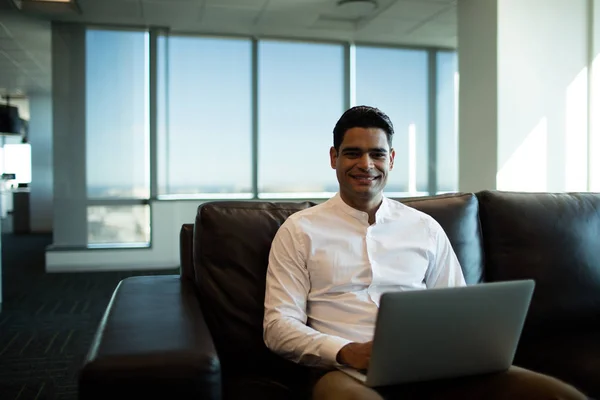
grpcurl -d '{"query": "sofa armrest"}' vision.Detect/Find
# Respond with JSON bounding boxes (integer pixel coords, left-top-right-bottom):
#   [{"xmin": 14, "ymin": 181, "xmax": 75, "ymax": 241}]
[
  {"xmin": 180, "ymin": 223, "xmax": 195, "ymax": 282},
  {"xmin": 79, "ymin": 275, "xmax": 221, "ymax": 400}
]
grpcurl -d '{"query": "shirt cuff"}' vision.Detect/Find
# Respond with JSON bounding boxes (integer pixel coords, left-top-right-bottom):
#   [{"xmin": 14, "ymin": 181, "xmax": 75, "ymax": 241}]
[{"xmin": 320, "ymin": 336, "xmax": 353, "ymax": 367}]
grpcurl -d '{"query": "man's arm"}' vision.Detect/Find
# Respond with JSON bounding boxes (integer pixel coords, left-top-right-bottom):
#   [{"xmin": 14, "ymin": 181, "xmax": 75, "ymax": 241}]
[
  {"xmin": 424, "ymin": 219, "xmax": 467, "ymax": 288},
  {"xmin": 263, "ymin": 220, "xmax": 351, "ymax": 368}
]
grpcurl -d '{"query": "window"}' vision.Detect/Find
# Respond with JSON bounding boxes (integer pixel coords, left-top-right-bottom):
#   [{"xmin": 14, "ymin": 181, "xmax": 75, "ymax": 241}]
[
  {"xmin": 258, "ymin": 40, "xmax": 344, "ymax": 198},
  {"xmin": 87, "ymin": 205, "xmax": 150, "ymax": 245},
  {"xmin": 436, "ymin": 51, "xmax": 459, "ymax": 193},
  {"xmin": 355, "ymin": 46, "xmax": 429, "ymax": 196},
  {"xmin": 86, "ymin": 29, "xmax": 150, "ymax": 199},
  {"xmin": 85, "ymin": 29, "xmax": 150, "ymax": 245},
  {"xmin": 157, "ymin": 35, "xmax": 253, "ymax": 197}
]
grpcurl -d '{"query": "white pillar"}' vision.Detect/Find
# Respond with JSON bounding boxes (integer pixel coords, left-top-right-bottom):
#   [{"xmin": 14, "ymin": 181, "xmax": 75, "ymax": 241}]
[
  {"xmin": 457, "ymin": 0, "xmax": 499, "ymax": 192},
  {"xmin": 590, "ymin": 0, "xmax": 600, "ymax": 192},
  {"xmin": 52, "ymin": 23, "xmax": 88, "ymax": 246},
  {"xmin": 29, "ymin": 93, "xmax": 53, "ymax": 233}
]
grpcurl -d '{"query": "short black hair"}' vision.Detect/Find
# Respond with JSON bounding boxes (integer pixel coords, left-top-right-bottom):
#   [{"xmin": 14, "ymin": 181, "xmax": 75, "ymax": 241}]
[{"xmin": 333, "ymin": 106, "xmax": 394, "ymax": 152}]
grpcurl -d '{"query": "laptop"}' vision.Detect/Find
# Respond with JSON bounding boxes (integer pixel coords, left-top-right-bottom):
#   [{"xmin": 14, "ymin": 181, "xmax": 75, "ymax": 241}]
[{"xmin": 338, "ymin": 280, "xmax": 535, "ymax": 387}]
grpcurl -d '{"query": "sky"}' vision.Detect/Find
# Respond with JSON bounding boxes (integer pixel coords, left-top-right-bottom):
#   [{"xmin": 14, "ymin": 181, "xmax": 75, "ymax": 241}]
[{"xmin": 85, "ymin": 29, "xmax": 457, "ymax": 198}]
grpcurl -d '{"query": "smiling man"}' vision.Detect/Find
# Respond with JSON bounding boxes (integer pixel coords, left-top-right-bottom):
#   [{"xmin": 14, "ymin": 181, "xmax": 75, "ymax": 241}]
[{"xmin": 263, "ymin": 106, "xmax": 586, "ymax": 399}]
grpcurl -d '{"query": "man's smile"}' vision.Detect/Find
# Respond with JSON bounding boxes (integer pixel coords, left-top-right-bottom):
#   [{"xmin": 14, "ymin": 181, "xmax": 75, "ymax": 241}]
[{"xmin": 349, "ymin": 174, "xmax": 380, "ymax": 184}]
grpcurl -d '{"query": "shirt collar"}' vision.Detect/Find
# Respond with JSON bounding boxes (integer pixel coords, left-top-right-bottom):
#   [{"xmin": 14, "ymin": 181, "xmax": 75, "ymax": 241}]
[{"xmin": 331, "ymin": 193, "xmax": 390, "ymax": 225}]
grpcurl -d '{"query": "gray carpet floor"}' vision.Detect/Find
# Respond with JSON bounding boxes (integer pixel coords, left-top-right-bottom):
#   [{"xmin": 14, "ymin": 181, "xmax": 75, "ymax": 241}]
[{"xmin": 0, "ymin": 233, "xmax": 177, "ymax": 400}]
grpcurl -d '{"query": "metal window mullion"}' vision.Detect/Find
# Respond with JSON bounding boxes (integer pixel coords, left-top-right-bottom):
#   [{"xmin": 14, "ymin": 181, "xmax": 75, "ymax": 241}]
[
  {"xmin": 252, "ymin": 38, "xmax": 259, "ymax": 199},
  {"xmin": 149, "ymin": 29, "xmax": 158, "ymax": 199},
  {"xmin": 165, "ymin": 30, "xmax": 171, "ymax": 195},
  {"xmin": 344, "ymin": 42, "xmax": 355, "ymax": 110},
  {"xmin": 587, "ymin": 0, "xmax": 594, "ymax": 191},
  {"xmin": 427, "ymin": 50, "xmax": 438, "ymax": 196}
]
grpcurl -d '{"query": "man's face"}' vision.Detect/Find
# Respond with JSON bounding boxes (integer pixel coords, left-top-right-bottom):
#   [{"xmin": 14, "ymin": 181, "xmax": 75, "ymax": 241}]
[{"xmin": 330, "ymin": 127, "xmax": 395, "ymax": 202}]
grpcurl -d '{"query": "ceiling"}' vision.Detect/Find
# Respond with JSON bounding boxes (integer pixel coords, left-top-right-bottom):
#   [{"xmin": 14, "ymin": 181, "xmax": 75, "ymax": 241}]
[
  {"xmin": 0, "ymin": 0, "xmax": 457, "ymax": 97},
  {"xmin": 0, "ymin": 1, "xmax": 52, "ymax": 96}
]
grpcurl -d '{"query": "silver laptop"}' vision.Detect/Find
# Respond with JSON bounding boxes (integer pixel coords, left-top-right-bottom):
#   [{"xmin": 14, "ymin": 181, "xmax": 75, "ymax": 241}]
[{"xmin": 339, "ymin": 280, "xmax": 535, "ymax": 387}]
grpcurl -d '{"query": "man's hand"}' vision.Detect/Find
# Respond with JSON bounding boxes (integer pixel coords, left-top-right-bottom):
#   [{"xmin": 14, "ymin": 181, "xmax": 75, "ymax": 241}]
[{"xmin": 336, "ymin": 341, "xmax": 373, "ymax": 370}]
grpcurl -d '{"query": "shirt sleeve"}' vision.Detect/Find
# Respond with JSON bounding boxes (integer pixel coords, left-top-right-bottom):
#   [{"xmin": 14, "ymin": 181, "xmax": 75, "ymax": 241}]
[
  {"xmin": 263, "ymin": 219, "xmax": 352, "ymax": 368},
  {"xmin": 424, "ymin": 219, "xmax": 467, "ymax": 288}
]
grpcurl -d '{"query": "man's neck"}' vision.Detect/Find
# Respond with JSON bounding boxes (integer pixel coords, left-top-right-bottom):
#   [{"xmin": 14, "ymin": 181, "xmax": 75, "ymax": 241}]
[{"xmin": 340, "ymin": 192, "xmax": 383, "ymax": 224}]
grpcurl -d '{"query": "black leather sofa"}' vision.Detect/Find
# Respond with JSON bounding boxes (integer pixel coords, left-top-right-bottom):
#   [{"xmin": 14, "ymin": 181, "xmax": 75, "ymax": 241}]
[{"xmin": 78, "ymin": 191, "xmax": 600, "ymax": 399}]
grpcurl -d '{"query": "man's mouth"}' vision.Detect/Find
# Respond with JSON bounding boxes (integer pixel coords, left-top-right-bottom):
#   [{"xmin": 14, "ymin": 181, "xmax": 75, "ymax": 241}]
[{"xmin": 350, "ymin": 175, "xmax": 379, "ymax": 184}]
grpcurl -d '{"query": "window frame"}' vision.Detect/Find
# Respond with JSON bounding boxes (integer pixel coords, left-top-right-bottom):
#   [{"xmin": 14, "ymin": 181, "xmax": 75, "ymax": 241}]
[
  {"xmin": 153, "ymin": 33, "xmax": 456, "ymax": 201},
  {"xmin": 81, "ymin": 26, "xmax": 460, "ymax": 248}
]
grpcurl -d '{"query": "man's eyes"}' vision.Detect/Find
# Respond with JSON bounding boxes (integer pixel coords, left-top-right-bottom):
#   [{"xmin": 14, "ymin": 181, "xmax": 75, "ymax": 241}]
[{"xmin": 344, "ymin": 152, "xmax": 387, "ymax": 159}]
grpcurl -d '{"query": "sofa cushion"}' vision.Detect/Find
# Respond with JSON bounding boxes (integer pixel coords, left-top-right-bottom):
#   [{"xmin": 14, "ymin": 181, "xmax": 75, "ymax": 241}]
[
  {"xmin": 514, "ymin": 330, "xmax": 600, "ymax": 397},
  {"xmin": 477, "ymin": 190, "xmax": 600, "ymax": 337},
  {"xmin": 399, "ymin": 193, "xmax": 484, "ymax": 284}
]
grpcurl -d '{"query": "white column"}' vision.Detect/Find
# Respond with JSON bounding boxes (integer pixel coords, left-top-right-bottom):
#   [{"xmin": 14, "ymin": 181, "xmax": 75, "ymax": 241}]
[
  {"xmin": 590, "ymin": 0, "xmax": 600, "ymax": 192},
  {"xmin": 52, "ymin": 23, "xmax": 88, "ymax": 246},
  {"xmin": 457, "ymin": 0, "xmax": 499, "ymax": 192},
  {"xmin": 29, "ymin": 93, "xmax": 53, "ymax": 233}
]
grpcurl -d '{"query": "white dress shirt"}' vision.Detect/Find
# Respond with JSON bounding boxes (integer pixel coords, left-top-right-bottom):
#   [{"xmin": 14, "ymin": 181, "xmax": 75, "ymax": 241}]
[{"xmin": 263, "ymin": 193, "xmax": 466, "ymax": 368}]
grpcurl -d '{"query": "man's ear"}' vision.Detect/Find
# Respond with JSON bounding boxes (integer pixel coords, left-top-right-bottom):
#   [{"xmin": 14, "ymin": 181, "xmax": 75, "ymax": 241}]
[
  {"xmin": 389, "ymin": 148, "xmax": 396, "ymax": 170},
  {"xmin": 330, "ymin": 146, "xmax": 337, "ymax": 169}
]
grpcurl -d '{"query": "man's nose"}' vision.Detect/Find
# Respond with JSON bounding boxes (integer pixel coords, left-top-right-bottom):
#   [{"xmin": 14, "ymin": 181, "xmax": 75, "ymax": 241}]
[{"xmin": 357, "ymin": 154, "xmax": 374, "ymax": 170}]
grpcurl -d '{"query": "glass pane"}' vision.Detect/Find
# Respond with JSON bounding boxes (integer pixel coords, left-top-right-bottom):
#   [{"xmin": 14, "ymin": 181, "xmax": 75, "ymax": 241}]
[
  {"xmin": 86, "ymin": 29, "xmax": 150, "ymax": 199},
  {"xmin": 258, "ymin": 40, "xmax": 344, "ymax": 197},
  {"xmin": 436, "ymin": 51, "xmax": 459, "ymax": 193},
  {"xmin": 157, "ymin": 35, "xmax": 252, "ymax": 196},
  {"xmin": 87, "ymin": 205, "xmax": 150, "ymax": 244},
  {"xmin": 355, "ymin": 46, "xmax": 428, "ymax": 195}
]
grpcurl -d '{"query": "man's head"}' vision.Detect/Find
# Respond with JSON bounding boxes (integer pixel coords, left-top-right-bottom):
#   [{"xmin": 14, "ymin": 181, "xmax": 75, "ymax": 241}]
[{"xmin": 330, "ymin": 106, "xmax": 396, "ymax": 205}]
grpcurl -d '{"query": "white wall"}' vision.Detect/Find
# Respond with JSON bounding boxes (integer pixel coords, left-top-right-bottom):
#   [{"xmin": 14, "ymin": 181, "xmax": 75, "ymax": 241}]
[
  {"xmin": 29, "ymin": 94, "xmax": 53, "ymax": 232},
  {"xmin": 497, "ymin": 0, "xmax": 588, "ymax": 192},
  {"xmin": 46, "ymin": 200, "xmax": 199, "ymax": 271}
]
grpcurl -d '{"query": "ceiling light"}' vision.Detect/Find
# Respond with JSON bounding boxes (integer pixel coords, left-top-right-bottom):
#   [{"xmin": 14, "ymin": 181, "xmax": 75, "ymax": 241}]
[
  {"xmin": 13, "ymin": 0, "xmax": 80, "ymax": 13},
  {"xmin": 336, "ymin": 0, "xmax": 378, "ymax": 18}
]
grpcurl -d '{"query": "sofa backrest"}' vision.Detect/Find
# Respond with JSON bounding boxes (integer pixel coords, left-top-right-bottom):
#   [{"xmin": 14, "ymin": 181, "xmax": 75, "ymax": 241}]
[
  {"xmin": 194, "ymin": 201, "xmax": 315, "ymax": 380},
  {"xmin": 193, "ymin": 193, "xmax": 484, "ymax": 378},
  {"xmin": 401, "ymin": 193, "xmax": 484, "ymax": 284},
  {"xmin": 477, "ymin": 190, "xmax": 600, "ymax": 337}
]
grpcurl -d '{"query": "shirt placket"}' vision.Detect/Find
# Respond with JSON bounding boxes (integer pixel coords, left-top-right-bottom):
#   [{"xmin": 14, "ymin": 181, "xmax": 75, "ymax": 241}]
[{"xmin": 365, "ymin": 224, "xmax": 381, "ymax": 306}]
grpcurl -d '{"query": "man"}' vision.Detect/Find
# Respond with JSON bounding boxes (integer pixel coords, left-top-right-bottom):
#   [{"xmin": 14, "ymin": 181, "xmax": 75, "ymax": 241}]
[{"xmin": 263, "ymin": 106, "xmax": 586, "ymax": 399}]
